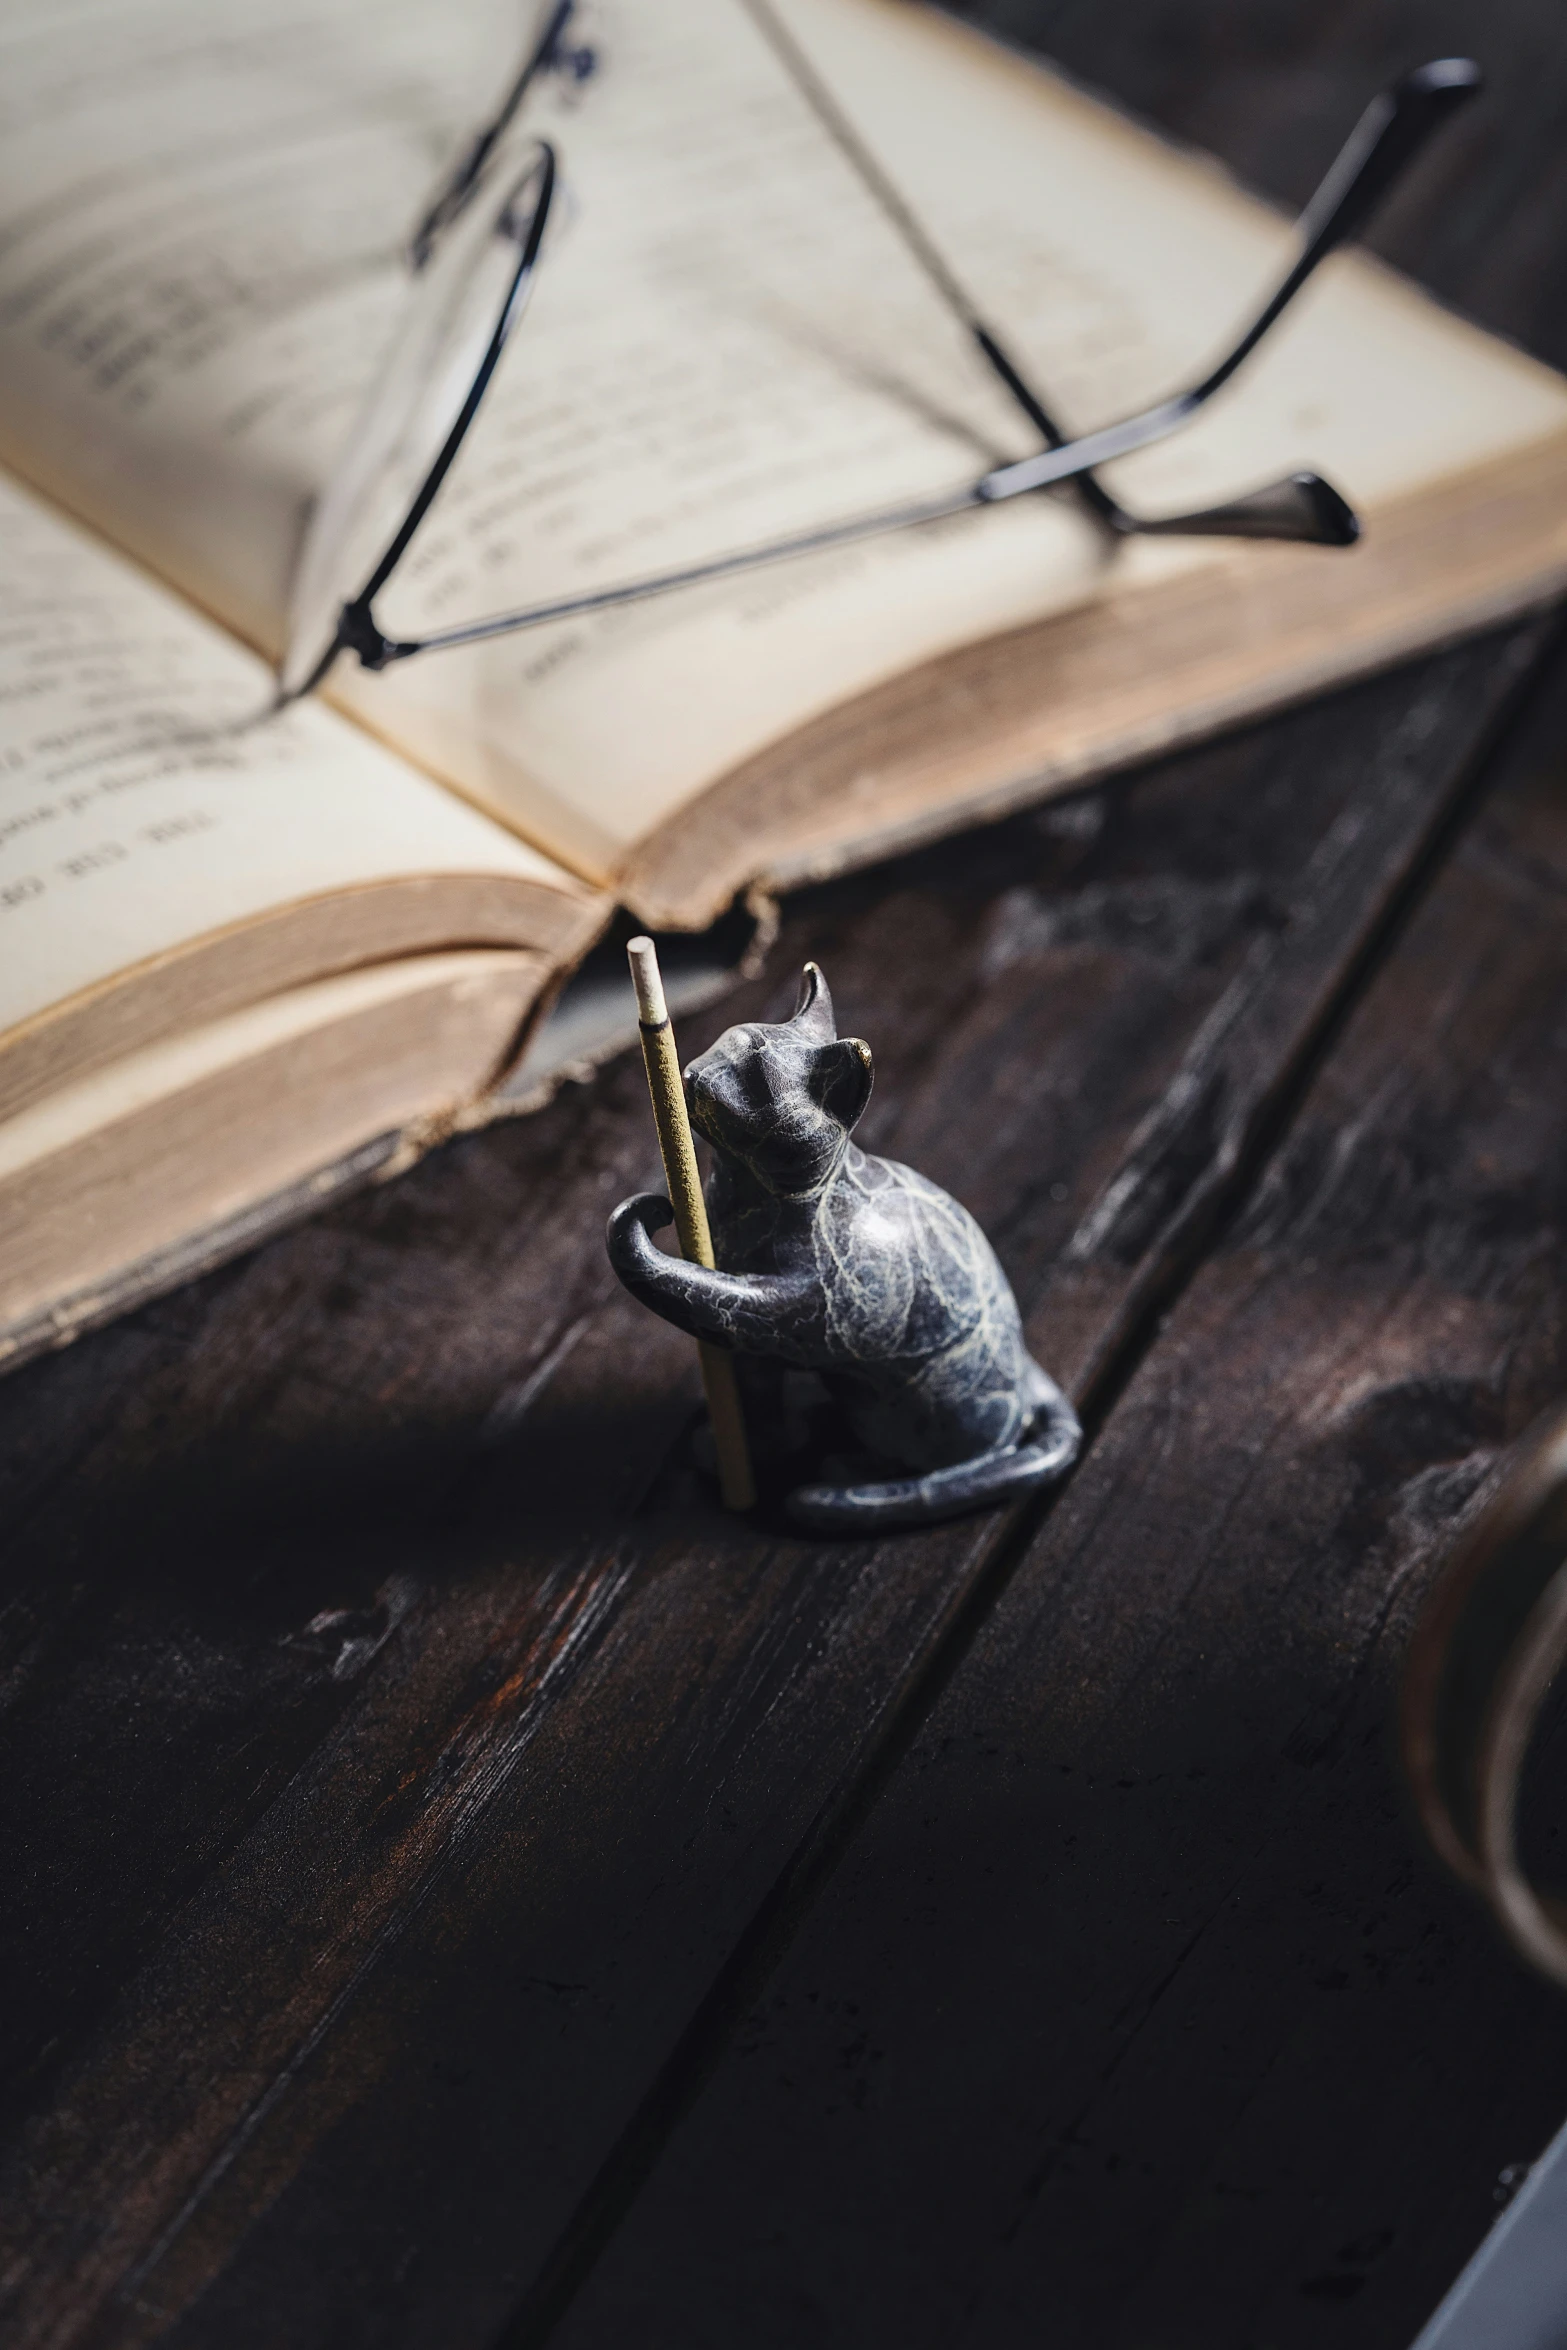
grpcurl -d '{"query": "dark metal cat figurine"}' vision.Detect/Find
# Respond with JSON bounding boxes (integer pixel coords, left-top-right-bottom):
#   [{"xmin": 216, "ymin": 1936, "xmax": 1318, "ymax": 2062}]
[{"xmin": 606, "ymin": 962, "xmax": 1080, "ymax": 1532}]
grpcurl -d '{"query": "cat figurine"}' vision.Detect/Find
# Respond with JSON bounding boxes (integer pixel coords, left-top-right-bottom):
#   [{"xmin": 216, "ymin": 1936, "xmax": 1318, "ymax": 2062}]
[{"xmin": 606, "ymin": 961, "xmax": 1080, "ymax": 1532}]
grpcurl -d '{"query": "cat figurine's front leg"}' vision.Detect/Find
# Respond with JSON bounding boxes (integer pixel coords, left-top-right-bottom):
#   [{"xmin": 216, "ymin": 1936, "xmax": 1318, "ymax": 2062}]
[
  {"xmin": 607, "ymin": 962, "xmax": 1081, "ymax": 1532},
  {"xmin": 606, "ymin": 1193, "xmax": 815, "ymax": 1355}
]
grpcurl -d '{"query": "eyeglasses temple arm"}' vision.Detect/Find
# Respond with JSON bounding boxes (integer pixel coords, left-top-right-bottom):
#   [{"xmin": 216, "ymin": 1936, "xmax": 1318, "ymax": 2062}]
[
  {"xmin": 735, "ymin": 0, "xmax": 1128, "ymax": 533},
  {"xmin": 1196, "ymin": 56, "xmax": 1483, "ymax": 406},
  {"xmin": 328, "ymin": 481, "xmax": 990, "ymax": 673},
  {"xmin": 983, "ymin": 57, "xmax": 1482, "ymax": 504},
  {"xmin": 737, "ymin": 0, "xmax": 1407, "ymax": 548}
]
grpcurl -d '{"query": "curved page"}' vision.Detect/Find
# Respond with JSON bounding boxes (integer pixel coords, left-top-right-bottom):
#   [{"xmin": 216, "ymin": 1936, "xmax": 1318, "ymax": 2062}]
[
  {"xmin": 1, "ymin": 0, "xmax": 1565, "ymax": 890},
  {"xmin": 0, "ymin": 475, "xmax": 594, "ymax": 1116}
]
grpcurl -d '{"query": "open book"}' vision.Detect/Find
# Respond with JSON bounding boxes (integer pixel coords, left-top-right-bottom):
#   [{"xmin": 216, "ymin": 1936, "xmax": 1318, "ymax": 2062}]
[{"xmin": 4, "ymin": 0, "xmax": 1567, "ymax": 1371}]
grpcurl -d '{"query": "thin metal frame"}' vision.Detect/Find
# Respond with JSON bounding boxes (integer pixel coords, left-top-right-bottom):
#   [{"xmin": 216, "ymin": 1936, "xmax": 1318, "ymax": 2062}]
[
  {"xmin": 285, "ymin": 6, "xmax": 1480, "ymax": 699},
  {"xmin": 738, "ymin": 0, "xmax": 1352, "ymax": 549}
]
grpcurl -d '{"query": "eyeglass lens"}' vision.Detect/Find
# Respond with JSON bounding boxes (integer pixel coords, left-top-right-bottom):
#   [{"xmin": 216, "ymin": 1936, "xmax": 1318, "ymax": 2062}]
[{"xmin": 280, "ymin": 139, "xmax": 558, "ymax": 699}]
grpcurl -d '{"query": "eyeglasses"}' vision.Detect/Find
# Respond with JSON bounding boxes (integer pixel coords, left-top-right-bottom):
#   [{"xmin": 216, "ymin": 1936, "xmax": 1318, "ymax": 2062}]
[{"xmin": 276, "ymin": 0, "xmax": 1481, "ymax": 706}]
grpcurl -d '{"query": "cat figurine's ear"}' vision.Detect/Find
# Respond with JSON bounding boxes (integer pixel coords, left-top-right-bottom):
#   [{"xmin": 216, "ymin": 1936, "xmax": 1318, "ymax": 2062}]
[
  {"xmin": 811, "ymin": 1035, "xmax": 874, "ymax": 1132},
  {"xmin": 790, "ymin": 961, "xmax": 836, "ymax": 1042}
]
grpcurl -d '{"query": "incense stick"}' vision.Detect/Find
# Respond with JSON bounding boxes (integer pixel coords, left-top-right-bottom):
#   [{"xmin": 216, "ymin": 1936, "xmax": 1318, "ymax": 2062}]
[{"xmin": 627, "ymin": 937, "xmax": 756, "ymax": 1512}]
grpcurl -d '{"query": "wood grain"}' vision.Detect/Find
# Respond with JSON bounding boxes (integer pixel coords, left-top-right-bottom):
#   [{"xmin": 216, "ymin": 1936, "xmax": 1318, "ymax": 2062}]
[
  {"xmin": 0, "ymin": 628, "xmax": 1540, "ymax": 2349},
  {"xmin": 547, "ymin": 570, "xmax": 1567, "ymax": 2350},
  {"xmin": 3, "ymin": 3, "xmax": 1567, "ymax": 2344}
]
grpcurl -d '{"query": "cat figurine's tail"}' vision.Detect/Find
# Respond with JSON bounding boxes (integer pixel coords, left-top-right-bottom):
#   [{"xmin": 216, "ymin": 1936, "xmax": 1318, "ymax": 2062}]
[{"xmin": 785, "ymin": 1364, "xmax": 1081, "ymax": 1534}]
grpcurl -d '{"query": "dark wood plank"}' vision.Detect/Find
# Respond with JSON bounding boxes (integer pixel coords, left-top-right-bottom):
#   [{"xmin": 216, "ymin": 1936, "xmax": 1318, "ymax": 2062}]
[
  {"xmin": 0, "ymin": 633, "xmax": 1538, "ymax": 2350},
  {"xmin": 5, "ymin": 3, "xmax": 1567, "ymax": 2338},
  {"xmin": 547, "ymin": 637, "xmax": 1567, "ymax": 2350}
]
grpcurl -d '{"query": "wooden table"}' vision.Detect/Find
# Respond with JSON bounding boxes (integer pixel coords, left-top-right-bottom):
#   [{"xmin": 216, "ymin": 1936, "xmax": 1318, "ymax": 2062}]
[{"xmin": 7, "ymin": 5, "xmax": 1567, "ymax": 2344}]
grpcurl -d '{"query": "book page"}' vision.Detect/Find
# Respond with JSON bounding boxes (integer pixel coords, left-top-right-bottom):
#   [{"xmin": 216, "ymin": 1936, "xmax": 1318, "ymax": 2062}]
[
  {"xmin": 0, "ymin": 472, "xmax": 574, "ymax": 1041},
  {"xmin": 0, "ymin": 0, "xmax": 526, "ymax": 647},
  {"xmin": 1, "ymin": 0, "xmax": 1565, "ymax": 888}
]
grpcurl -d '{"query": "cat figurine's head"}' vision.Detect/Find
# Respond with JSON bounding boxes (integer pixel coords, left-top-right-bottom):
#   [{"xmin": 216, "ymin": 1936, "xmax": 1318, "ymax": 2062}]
[{"xmin": 684, "ymin": 963, "xmax": 874, "ymax": 1194}]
